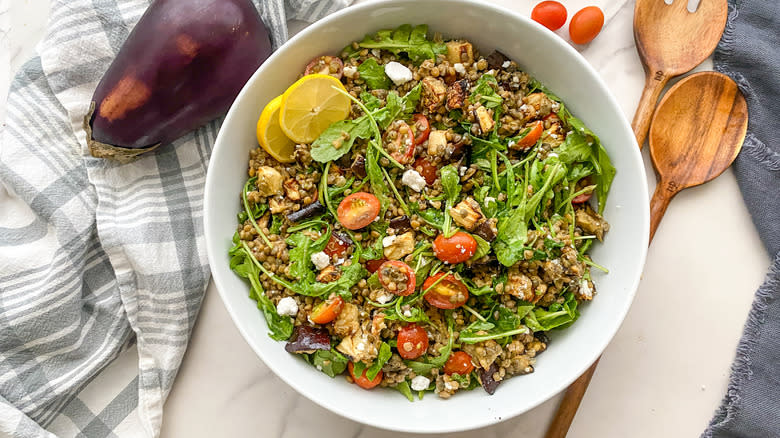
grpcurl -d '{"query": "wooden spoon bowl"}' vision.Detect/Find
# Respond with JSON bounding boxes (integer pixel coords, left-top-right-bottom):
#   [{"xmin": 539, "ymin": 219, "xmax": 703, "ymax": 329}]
[
  {"xmin": 632, "ymin": 0, "xmax": 728, "ymax": 148},
  {"xmin": 648, "ymin": 71, "xmax": 748, "ymax": 239}
]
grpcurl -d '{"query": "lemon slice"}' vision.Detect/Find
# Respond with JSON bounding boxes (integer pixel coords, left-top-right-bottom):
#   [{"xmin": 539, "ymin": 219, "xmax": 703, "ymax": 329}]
[
  {"xmin": 279, "ymin": 74, "xmax": 351, "ymax": 144},
  {"xmin": 257, "ymin": 95, "xmax": 296, "ymax": 163}
]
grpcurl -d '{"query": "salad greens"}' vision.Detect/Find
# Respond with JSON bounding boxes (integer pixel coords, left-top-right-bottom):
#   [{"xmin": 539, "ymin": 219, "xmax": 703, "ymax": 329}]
[
  {"xmin": 357, "ymin": 58, "xmax": 391, "ymax": 90},
  {"xmin": 350, "ymin": 24, "xmax": 447, "ymax": 64}
]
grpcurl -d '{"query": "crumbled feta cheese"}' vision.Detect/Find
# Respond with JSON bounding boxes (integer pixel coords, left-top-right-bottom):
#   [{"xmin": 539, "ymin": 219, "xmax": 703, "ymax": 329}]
[
  {"xmin": 459, "ymin": 166, "xmax": 467, "ymax": 176},
  {"xmin": 411, "ymin": 375, "xmax": 431, "ymax": 391},
  {"xmin": 502, "ymin": 60, "xmax": 511, "ymax": 68},
  {"xmin": 343, "ymin": 65, "xmax": 357, "ymax": 78},
  {"xmin": 486, "ymin": 69, "xmax": 495, "ymax": 76},
  {"xmin": 508, "ymin": 140, "xmax": 516, "ymax": 148},
  {"xmin": 548, "ymin": 152, "xmax": 559, "ymax": 158},
  {"xmin": 512, "ymin": 76, "xmax": 520, "ymax": 83},
  {"xmin": 401, "ymin": 169, "xmax": 427, "ymax": 192},
  {"xmin": 403, "ymin": 310, "xmax": 412, "ymax": 317},
  {"xmin": 382, "ymin": 235, "xmax": 397, "ymax": 247},
  {"xmin": 520, "ymin": 104, "xmax": 529, "ymax": 112},
  {"xmin": 276, "ymin": 297, "xmax": 298, "ymax": 317},
  {"xmin": 484, "ymin": 196, "xmax": 496, "ymax": 205},
  {"xmin": 551, "ymin": 101, "xmax": 561, "ymax": 112},
  {"xmin": 580, "ymin": 279, "xmax": 593, "ymax": 299},
  {"xmin": 444, "ymin": 381, "xmax": 454, "ymax": 390},
  {"xmin": 371, "ymin": 48, "xmax": 381, "ymax": 57},
  {"xmin": 376, "ymin": 292, "xmax": 393, "ymax": 304},
  {"xmin": 310, "ymin": 251, "xmax": 330, "ymax": 270},
  {"xmin": 335, "ymin": 257, "xmax": 346, "ymax": 266},
  {"xmin": 385, "ymin": 61, "xmax": 413, "ymax": 86},
  {"xmin": 453, "ymin": 63, "xmax": 466, "ymax": 75}
]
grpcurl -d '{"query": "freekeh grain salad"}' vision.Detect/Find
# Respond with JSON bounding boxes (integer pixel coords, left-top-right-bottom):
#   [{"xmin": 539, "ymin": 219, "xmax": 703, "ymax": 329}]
[{"xmin": 229, "ymin": 24, "xmax": 615, "ymax": 399}]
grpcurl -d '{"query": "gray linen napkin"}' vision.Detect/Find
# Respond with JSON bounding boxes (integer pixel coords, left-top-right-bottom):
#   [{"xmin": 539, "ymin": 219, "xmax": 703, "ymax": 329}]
[
  {"xmin": 0, "ymin": 0, "xmax": 349, "ymax": 437},
  {"xmin": 703, "ymin": 0, "xmax": 780, "ymax": 437}
]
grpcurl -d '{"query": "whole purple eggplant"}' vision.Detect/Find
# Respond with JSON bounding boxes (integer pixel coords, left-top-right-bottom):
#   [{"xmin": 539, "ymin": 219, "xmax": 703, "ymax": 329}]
[{"xmin": 84, "ymin": 0, "xmax": 272, "ymax": 162}]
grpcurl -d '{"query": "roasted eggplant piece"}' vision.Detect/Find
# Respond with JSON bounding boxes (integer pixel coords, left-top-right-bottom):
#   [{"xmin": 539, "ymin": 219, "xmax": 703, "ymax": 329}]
[
  {"xmin": 479, "ymin": 363, "xmax": 501, "ymax": 395},
  {"xmin": 389, "ymin": 215, "xmax": 412, "ymax": 233},
  {"xmin": 286, "ymin": 200, "xmax": 325, "ymax": 223},
  {"xmin": 284, "ymin": 326, "xmax": 331, "ymax": 354},
  {"xmin": 84, "ymin": 0, "xmax": 272, "ymax": 162},
  {"xmin": 474, "ymin": 218, "xmax": 498, "ymax": 242},
  {"xmin": 350, "ymin": 155, "xmax": 367, "ymax": 178},
  {"xmin": 446, "ymin": 79, "xmax": 469, "ymax": 110},
  {"xmin": 485, "ymin": 50, "xmax": 510, "ymax": 70}
]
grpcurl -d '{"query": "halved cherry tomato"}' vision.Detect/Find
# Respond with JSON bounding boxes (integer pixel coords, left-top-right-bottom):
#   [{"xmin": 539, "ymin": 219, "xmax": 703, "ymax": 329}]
[
  {"xmin": 572, "ymin": 177, "xmax": 594, "ymax": 204},
  {"xmin": 569, "ymin": 6, "xmax": 604, "ymax": 45},
  {"xmin": 383, "ymin": 120, "xmax": 416, "ymax": 164},
  {"xmin": 423, "ymin": 273, "xmax": 469, "ymax": 309},
  {"xmin": 365, "ymin": 258, "xmax": 387, "ymax": 274},
  {"xmin": 444, "ymin": 351, "xmax": 476, "ymax": 375},
  {"xmin": 516, "ymin": 121, "xmax": 543, "ymax": 150},
  {"xmin": 397, "ymin": 323, "xmax": 429, "ymax": 359},
  {"xmin": 348, "ymin": 361, "xmax": 383, "ymax": 389},
  {"xmin": 304, "ymin": 55, "xmax": 344, "ymax": 79},
  {"xmin": 377, "ymin": 260, "xmax": 416, "ymax": 296},
  {"xmin": 411, "ymin": 114, "xmax": 431, "ymax": 146},
  {"xmin": 543, "ymin": 113, "xmax": 560, "ymax": 123},
  {"xmin": 309, "ymin": 295, "xmax": 343, "ymax": 324},
  {"xmin": 433, "ymin": 232, "xmax": 477, "ymax": 264},
  {"xmin": 413, "ymin": 157, "xmax": 438, "ymax": 185},
  {"xmin": 323, "ymin": 233, "xmax": 349, "ymax": 257},
  {"xmin": 531, "ymin": 1, "xmax": 567, "ymax": 31},
  {"xmin": 337, "ymin": 192, "xmax": 381, "ymax": 230}
]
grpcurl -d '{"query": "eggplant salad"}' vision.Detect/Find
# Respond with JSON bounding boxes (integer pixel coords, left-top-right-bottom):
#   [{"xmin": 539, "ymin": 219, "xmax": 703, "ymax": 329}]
[{"xmin": 229, "ymin": 24, "xmax": 615, "ymax": 399}]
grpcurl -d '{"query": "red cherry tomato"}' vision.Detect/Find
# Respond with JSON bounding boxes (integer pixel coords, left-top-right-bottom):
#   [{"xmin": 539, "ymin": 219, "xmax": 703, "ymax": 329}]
[
  {"xmin": 516, "ymin": 121, "xmax": 543, "ymax": 149},
  {"xmin": 411, "ymin": 114, "xmax": 431, "ymax": 146},
  {"xmin": 531, "ymin": 1, "xmax": 568, "ymax": 31},
  {"xmin": 377, "ymin": 260, "xmax": 416, "ymax": 296},
  {"xmin": 383, "ymin": 120, "xmax": 416, "ymax": 164},
  {"xmin": 348, "ymin": 362, "xmax": 383, "ymax": 389},
  {"xmin": 396, "ymin": 323, "xmax": 429, "ymax": 359},
  {"xmin": 413, "ymin": 157, "xmax": 438, "ymax": 185},
  {"xmin": 365, "ymin": 258, "xmax": 387, "ymax": 274},
  {"xmin": 309, "ymin": 295, "xmax": 343, "ymax": 324},
  {"xmin": 572, "ymin": 177, "xmax": 594, "ymax": 204},
  {"xmin": 423, "ymin": 273, "xmax": 469, "ymax": 309},
  {"xmin": 304, "ymin": 55, "xmax": 344, "ymax": 79},
  {"xmin": 323, "ymin": 233, "xmax": 349, "ymax": 257},
  {"xmin": 337, "ymin": 192, "xmax": 381, "ymax": 230},
  {"xmin": 433, "ymin": 232, "xmax": 477, "ymax": 264},
  {"xmin": 569, "ymin": 6, "xmax": 604, "ymax": 45},
  {"xmin": 444, "ymin": 351, "xmax": 476, "ymax": 375}
]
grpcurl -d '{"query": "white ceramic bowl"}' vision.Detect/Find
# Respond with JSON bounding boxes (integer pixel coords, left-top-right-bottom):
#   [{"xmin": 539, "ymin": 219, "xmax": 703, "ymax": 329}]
[{"xmin": 204, "ymin": 0, "xmax": 649, "ymax": 433}]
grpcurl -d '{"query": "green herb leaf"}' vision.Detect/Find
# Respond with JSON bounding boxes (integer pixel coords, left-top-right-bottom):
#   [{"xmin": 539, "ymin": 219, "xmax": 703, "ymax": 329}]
[
  {"xmin": 357, "ymin": 24, "xmax": 446, "ymax": 64},
  {"xmin": 310, "ymin": 349, "xmax": 349, "ymax": 377},
  {"xmin": 523, "ymin": 291, "xmax": 580, "ymax": 331},
  {"xmin": 469, "ymin": 234, "xmax": 491, "ymax": 262},
  {"xmin": 395, "ymin": 380, "xmax": 414, "ymax": 402},
  {"xmin": 365, "ymin": 342, "xmax": 392, "ymax": 380},
  {"xmin": 357, "ymin": 58, "xmax": 391, "ymax": 90},
  {"xmin": 469, "ymin": 74, "xmax": 503, "ymax": 112},
  {"xmin": 310, "ymin": 117, "xmax": 373, "ymax": 163}
]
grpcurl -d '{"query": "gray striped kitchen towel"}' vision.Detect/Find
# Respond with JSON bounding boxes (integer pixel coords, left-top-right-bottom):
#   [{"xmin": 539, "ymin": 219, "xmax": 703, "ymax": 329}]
[{"xmin": 0, "ymin": 0, "xmax": 351, "ymax": 437}]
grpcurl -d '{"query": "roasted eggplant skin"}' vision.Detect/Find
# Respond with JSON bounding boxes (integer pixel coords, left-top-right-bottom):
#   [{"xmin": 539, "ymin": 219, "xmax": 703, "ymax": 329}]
[{"xmin": 85, "ymin": 0, "xmax": 272, "ymax": 162}]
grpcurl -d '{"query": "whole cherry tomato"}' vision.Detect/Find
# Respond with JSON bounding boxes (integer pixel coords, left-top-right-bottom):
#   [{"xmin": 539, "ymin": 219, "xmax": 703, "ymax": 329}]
[
  {"xmin": 569, "ymin": 6, "xmax": 604, "ymax": 45},
  {"xmin": 337, "ymin": 192, "xmax": 381, "ymax": 230},
  {"xmin": 444, "ymin": 351, "xmax": 476, "ymax": 375},
  {"xmin": 397, "ymin": 323, "xmax": 429, "ymax": 359},
  {"xmin": 377, "ymin": 260, "xmax": 416, "ymax": 296},
  {"xmin": 423, "ymin": 273, "xmax": 469, "ymax": 309},
  {"xmin": 433, "ymin": 232, "xmax": 477, "ymax": 264},
  {"xmin": 531, "ymin": 1, "xmax": 567, "ymax": 31},
  {"xmin": 348, "ymin": 362, "xmax": 383, "ymax": 389}
]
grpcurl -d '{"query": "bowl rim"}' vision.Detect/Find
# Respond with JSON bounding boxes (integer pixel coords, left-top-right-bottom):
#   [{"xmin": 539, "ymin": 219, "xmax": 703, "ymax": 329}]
[{"xmin": 204, "ymin": 0, "xmax": 650, "ymax": 433}]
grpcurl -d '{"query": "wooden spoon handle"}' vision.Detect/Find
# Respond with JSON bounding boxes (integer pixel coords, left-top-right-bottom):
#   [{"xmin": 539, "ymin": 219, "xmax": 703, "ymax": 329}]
[
  {"xmin": 632, "ymin": 71, "xmax": 669, "ymax": 149},
  {"xmin": 543, "ymin": 181, "xmax": 676, "ymax": 438}
]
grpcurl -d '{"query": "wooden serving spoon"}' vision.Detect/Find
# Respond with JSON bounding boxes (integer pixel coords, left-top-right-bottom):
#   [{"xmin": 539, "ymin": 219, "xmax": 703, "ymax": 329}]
[
  {"xmin": 544, "ymin": 71, "xmax": 748, "ymax": 438},
  {"xmin": 632, "ymin": 0, "xmax": 728, "ymax": 149}
]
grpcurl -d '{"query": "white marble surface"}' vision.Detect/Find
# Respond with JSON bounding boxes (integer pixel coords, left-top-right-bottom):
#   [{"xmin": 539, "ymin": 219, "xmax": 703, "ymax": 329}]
[{"xmin": 2, "ymin": 0, "xmax": 772, "ymax": 437}]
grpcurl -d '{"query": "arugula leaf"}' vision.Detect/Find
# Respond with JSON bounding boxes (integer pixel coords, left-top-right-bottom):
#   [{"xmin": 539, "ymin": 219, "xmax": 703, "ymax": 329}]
[
  {"xmin": 310, "ymin": 117, "xmax": 373, "ymax": 163},
  {"xmin": 310, "ymin": 349, "xmax": 349, "ymax": 377},
  {"xmin": 360, "ymin": 92, "xmax": 383, "ymax": 111},
  {"xmin": 303, "ymin": 260, "xmax": 367, "ymax": 300},
  {"xmin": 366, "ymin": 146, "xmax": 392, "ymax": 216},
  {"xmin": 374, "ymin": 84, "xmax": 422, "ymax": 129},
  {"xmin": 269, "ymin": 214, "xmax": 283, "ymax": 234},
  {"xmin": 458, "ymin": 307, "xmax": 527, "ymax": 344},
  {"xmin": 229, "ymin": 243, "xmax": 293, "ymax": 341},
  {"xmin": 439, "ymin": 164, "xmax": 461, "ymax": 237},
  {"xmin": 366, "ymin": 342, "xmax": 392, "ymax": 380},
  {"xmin": 556, "ymin": 132, "xmax": 593, "ymax": 164},
  {"xmin": 469, "ymin": 74, "xmax": 503, "ymax": 112},
  {"xmin": 286, "ymin": 229, "xmax": 330, "ymax": 283},
  {"xmin": 469, "ymin": 234, "xmax": 491, "ymax": 262},
  {"xmin": 356, "ymin": 24, "xmax": 446, "ymax": 64},
  {"xmin": 523, "ymin": 292, "xmax": 580, "ymax": 331},
  {"xmin": 357, "ymin": 58, "xmax": 391, "ymax": 90},
  {"xmin": 395, "ymin": 380, "xmax": 414, "ymax": 402}
]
